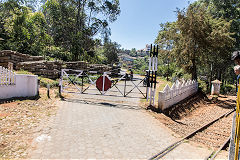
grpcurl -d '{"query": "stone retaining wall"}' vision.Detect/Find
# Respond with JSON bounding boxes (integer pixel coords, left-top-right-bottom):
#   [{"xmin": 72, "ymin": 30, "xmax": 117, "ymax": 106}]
[{"xmin": 0, "ymin": 50, "xmax": 43, "ymax": 68}]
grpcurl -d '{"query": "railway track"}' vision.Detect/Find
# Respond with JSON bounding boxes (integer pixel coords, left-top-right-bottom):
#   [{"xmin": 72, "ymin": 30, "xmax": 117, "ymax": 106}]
[
  {"xmin": 205, "ymin": 136, "xmax": 231, "ymax": 160},
  {"xmin": 149, "ymin": 109, "xmax": 235, "ymax": 160}
]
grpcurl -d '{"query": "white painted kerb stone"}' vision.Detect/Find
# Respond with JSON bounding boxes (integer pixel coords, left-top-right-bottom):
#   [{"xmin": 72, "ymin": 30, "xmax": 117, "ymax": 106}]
[
  {"xmin": 0, "ymin": 74, "xmax": 38, "ymax": 99},
  {"xmin": 211, "ymin": 79, "xmax": 221, "ymax": 95}
]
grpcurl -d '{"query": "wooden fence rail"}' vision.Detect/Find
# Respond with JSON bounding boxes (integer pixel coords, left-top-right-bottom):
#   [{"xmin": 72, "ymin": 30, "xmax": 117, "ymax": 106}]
[{"xmin": 0, "ymin": 64, "xmax": 16, "ymax": 86}]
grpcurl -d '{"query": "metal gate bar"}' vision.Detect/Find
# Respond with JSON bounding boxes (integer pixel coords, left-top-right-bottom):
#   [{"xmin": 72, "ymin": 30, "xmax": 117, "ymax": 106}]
[
  {"xmin": 60, "ymin": 69, "xmax": 146, "ymax": 98},
  {"xmin": 81, "ymin": 72, "xmax": 99, "ymax": 94},
  {"xmin": 125, "ymin": 78, "xmax": 146, "ymax": 98},
  {"xmin": 102, "ymin": 73, "xmax": 126, "ymax": 96},
  {"xmin": 61, "ymin": 69, "xmax": 83, "ymax": 94}
]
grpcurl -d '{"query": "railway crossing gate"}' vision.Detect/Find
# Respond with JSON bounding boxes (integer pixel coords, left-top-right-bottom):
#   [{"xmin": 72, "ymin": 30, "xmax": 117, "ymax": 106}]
[
  {"xmin": 60, "ymin": 69, "xmax": 147, "ymax": 98},
  {"xmin": 59, "ymin": 44, "xmax": 159, "ymax": 104}
]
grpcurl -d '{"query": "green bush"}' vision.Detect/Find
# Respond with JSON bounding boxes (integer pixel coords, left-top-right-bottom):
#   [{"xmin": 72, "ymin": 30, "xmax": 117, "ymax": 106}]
[
  {"xmin": 38, "ymin": 77, "xmax": 59, "ymax": 88},
  {"xmin": 44, "ymin": 46, "xmax": 72, "ymax": 61},
  {"xmin": 198, "ymin": 79, "xmax": 208, "ymax": 93},
  {"xmin": 220, "ymin": 84, "xmax": 236, "ymax": 95}
]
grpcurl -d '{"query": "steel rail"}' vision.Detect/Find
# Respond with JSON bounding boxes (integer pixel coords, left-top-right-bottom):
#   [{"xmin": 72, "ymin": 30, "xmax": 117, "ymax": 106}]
[
  {"xmin": 204, "ymin": 136, "xmax": 230, "ymax": 160},
  {"xmin": 149, "ymin": 109, "xmax": 235, "ymax": 160}
]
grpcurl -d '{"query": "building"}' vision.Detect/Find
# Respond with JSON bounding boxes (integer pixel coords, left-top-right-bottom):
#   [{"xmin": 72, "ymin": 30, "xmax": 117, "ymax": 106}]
[{"xmin": 136, "ymin": 44, "xmax": 151, "ymax": 57}]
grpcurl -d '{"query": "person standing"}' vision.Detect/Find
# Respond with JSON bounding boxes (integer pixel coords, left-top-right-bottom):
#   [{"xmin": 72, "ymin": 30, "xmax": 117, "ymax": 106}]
[
  {"xmin": 233, "ymin": 51, "xmax": 240, "ymax": 92},
  {"xmin": 229, "ymin": 51, "xmax": 240, "ymax": 160}
]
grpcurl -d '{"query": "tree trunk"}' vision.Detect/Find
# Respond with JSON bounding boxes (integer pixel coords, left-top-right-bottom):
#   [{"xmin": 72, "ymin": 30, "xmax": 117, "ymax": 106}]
[
  {"xmin": 191, "ymin": 58, "xmax": 197, "ymax": 80},
  {"xmin": 210, "ymin": 63, "xmax": 213, "ymax": 91},
  {"xmin": 80, "ymin": 0, "xmax": 86, "ymax": 32},
  {"xmin": 76, "ymin": 0, "xmax": 81, "ymax": 31},
  {"xmin": 87, "ymin": 0, "xmax": 94, "ymax": 27}
]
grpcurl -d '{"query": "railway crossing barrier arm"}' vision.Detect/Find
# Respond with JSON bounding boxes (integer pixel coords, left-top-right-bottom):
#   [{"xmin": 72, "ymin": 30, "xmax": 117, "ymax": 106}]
[
  {"xmin": 125, "ymin": 78, "xmax": 146, "ymax": 98},
  {"xmin": 104, "ymin": 73, "xmax": 126, "ymax": 96},
  {"xmin": 62, "ymin": 69, "xmax": 83, "ymax": 94},
  {"xmin": 60, "ymin": 69, "xmax": 147, "ymax": 98},
  {"xmin": 81, "ymin": 72, "xmax": 98, "ymax": 93}
]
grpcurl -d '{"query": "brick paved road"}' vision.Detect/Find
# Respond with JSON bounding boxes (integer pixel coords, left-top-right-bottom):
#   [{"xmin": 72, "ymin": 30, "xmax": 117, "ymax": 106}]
[{"xmin": 30, "ymin": 78, "xmax": 211, "ymax": 159}]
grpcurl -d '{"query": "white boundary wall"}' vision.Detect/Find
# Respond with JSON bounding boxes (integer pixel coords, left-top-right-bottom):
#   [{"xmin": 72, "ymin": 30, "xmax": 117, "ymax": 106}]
[
  {"xmin": 0, "ymin": 74, "xmax": 38, "ymax": 99},
  {"xmin": 158, "ymin": 79, "xmax": 198, "ymax": 111}
]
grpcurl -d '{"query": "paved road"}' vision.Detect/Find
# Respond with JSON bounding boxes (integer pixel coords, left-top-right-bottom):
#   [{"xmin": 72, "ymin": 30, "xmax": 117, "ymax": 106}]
[{"xmin": 30, "ymin": 77, "xmax": 211, "ymax": 159}]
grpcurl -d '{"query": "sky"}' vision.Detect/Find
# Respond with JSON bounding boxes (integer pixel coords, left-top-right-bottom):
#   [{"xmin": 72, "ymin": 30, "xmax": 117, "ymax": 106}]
[{"xmin": 109, "ymin": 0, "xmax": 197, "ymax": 50}]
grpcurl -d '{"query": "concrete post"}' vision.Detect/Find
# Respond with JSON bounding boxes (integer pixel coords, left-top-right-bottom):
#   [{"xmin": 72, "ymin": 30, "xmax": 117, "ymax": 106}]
[{"xmin": 211, "ymin": 79, "xmax": 222, "ymax": 95}]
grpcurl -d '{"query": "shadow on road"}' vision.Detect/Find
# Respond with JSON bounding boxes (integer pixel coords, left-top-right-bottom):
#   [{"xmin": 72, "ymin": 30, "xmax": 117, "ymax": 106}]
[{"xmin": 62, "ymin": 98, "xmax": 143, "ymax": 110}]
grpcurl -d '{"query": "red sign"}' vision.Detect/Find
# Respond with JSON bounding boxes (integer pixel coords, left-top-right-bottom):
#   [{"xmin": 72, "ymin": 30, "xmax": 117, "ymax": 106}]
[{"xmin": 96, "ymin": 75, "xmax": 112, "ymax": 91}]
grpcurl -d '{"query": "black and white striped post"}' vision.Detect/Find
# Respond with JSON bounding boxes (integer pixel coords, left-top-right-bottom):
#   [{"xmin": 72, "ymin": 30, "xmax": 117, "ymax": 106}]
[{"xmin": 146, "ymin": 44, "xmax": 158, "ymax": 106}]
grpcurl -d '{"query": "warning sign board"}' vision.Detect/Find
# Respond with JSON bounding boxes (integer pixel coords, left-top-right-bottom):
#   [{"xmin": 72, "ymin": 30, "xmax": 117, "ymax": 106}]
[{"xmin": 96, "ymin": 75, "xmax": 112, "ymax": 91}]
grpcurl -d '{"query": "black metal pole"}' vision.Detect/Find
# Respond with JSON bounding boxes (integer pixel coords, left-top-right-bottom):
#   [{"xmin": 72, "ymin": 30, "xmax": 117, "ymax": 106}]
[
  {"xmin": 146, "ymin": 70, "xmax": 148, "ymax": 98},
  {"xmin": 82, "ymin": 74, "xmax": 84, "ymax": 91},
  {"xmin": 47, "ymin": 84, "xmax": 50, "ymax": 98},
  {"xmin": 154, "ymin": 71, "xmax": 157, "ymax": 89},
  {"xmin": 150, "ymin": 44, "xmax": 152, "ymax": 57},
  {"xmin": 151, "ymin": 71, "xmax": 153, "ymax": 89},
  {"xmin": 210, "ymin": 63, "xmax": 213, "ymax": 92},
  {"xmin": 124, "ymin": 74, "xmax": 127, "ymax": 97},
  {"xmin": 58, "ymin": 85, "xmax": 61, "ymax": 97}
]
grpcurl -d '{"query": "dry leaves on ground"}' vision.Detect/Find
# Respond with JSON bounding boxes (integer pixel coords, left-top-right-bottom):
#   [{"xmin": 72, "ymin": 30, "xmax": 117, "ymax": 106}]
[{"xmin": 0, "ymin": 88, "xmax": 59, "ymax": 158}]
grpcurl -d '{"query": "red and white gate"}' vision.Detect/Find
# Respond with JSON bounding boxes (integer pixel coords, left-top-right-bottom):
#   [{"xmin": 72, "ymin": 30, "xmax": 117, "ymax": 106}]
[{"xmin": 60, "ymin": 69, "xmax": 146, "ymax": 98}]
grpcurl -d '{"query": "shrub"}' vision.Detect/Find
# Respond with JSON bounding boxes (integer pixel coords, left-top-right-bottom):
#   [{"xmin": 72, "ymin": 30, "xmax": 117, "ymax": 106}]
[
  {"xmin": 198, "ymin": 79, "xmax": 208, "ymax": 93},
  {"xmin": 44, "ymin": 46, "xmax": 72, "ymax": 61},
  {"xmin": 38, "ymin": 77, "xmax": 59, "ymax": 88},
  {"xmin": 220, "ymin": 84, "xmax": 236, "ymax": 95}
]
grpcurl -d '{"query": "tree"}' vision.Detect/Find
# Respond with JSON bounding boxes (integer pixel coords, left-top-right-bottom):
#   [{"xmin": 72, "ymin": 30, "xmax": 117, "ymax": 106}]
[
  {"xmin": 176, "ymin": 5, "xmax": 234, "ymax": 80},
  {"xmin": 0, "ymin": 0, "xmax": 121, "ymax": 63},
  {"xmin": 43, "ymin": 0, "xmax": 120, "ymax": 60},
  {"xmin": 200, "ymin": 0, "xmax": 240, "ymax": 50},
  {"xmin": 155, "ymin": 22, "xmax": 177, "ymax": 79},
  {"xmin": 155, "ymin": 4, "xmax": 234, "ymax": 80},
  {"xmin": 130, "ymin": 48, "xmax": 136, "ymax": 57},
  {"xmin": 103, "ymin": 41, "xmax": 120, "ymax": 64},
  {"xmin": 0, "ymin": 0, "xmax": 38, "ymax": 10},
  {"xmin": 0, "ymin": 0, "xmax": 51, "ymax": 55}
]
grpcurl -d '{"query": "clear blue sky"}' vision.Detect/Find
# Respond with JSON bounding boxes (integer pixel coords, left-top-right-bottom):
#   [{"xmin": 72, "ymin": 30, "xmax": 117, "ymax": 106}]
[{"xmin": 109, "ymin": 0, "xmax": 197, "ymax": 50}]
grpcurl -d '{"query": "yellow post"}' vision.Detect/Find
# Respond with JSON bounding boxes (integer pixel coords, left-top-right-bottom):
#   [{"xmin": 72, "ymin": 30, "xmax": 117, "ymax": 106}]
[{"xmin": 234, "ymin": 84, "xmax": 240, "ymax": 160}]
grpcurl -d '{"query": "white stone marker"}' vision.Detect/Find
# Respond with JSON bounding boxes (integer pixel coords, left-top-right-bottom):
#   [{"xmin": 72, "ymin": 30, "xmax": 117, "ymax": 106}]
[{"xmin": 211, "ymin": 79, "xmax": 222, "ymax": 95}]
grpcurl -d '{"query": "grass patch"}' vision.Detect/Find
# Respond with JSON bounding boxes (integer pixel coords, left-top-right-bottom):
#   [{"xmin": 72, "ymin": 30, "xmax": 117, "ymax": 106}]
[
  {"xmin": 16, "ymin": 69, "xmax": 59, "ymax": 88},
  {"xmin": 15, "ymin": 70, "xmax": 33, "ymax": 75},
  {"xmin": 38, "ymin": 77, "xmax": 59, "ymax": 88},
  {"xmin": 141, "ymin": 77, "xmax": 172, "ymax": 107},
  {"xmin": 156, "ymin": 77, "xmax": 173, "ymax": 92},
  {"xmin": 153, "ymin": 77, "xmax": 172, "ymax": 106}
]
